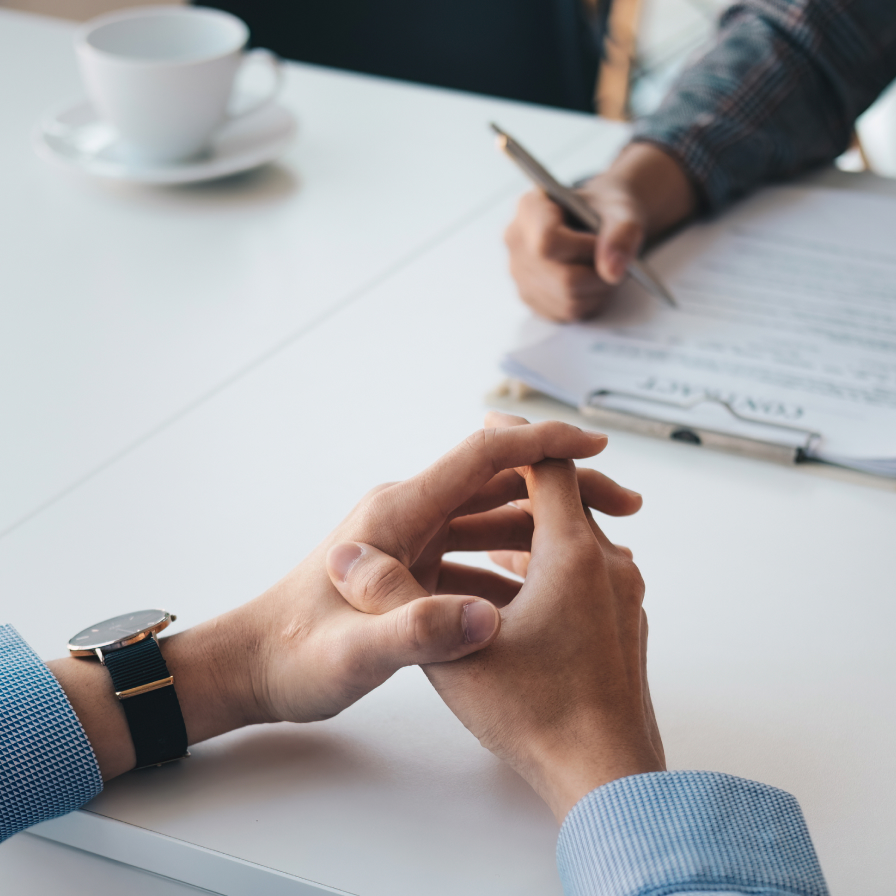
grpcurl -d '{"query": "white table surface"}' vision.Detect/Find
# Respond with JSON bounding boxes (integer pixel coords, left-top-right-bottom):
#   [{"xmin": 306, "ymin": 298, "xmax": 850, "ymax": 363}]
[
  {"xmin": 2, "ymin": 9, "xmax": 896, "ymax": 896},
  {"xmin": 0, "ymin": 9, "xmax": 627, "ymax": 538}
]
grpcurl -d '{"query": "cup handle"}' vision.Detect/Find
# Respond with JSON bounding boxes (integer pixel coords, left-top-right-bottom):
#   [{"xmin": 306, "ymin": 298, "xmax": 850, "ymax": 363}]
[{"xmin": 228, "ymin": 47, "xmax": 284, "ymax": 121}]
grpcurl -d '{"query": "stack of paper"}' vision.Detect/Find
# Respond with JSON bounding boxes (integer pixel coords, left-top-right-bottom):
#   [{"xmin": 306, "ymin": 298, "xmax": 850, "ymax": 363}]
[{"xmin": 503, "ymin": 185, "xmax": 896, "ymax": 476}]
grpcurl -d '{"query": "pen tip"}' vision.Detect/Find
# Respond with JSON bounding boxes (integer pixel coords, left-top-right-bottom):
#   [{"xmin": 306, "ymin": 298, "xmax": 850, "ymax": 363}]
[
  {"xmin": 489, "ymin": 122, "xmax": 509, "ymax": 146},
  {"xmin": 632, "ymin": 259, "xmax": 678, "ymax": 309},
  {"xmin": 490, "ymin": 125, "xmax": 508, "ymax": 151}
]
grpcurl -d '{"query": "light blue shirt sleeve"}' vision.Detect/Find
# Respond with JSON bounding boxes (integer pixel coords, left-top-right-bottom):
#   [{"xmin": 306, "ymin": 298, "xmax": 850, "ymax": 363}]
[
  {"xmin": 1, "ymin": 624, "xmax": 103, "ymax": 843},
  {"xmin": 557, "ymin": 770, "xmax": 828, "ymax": 896}
]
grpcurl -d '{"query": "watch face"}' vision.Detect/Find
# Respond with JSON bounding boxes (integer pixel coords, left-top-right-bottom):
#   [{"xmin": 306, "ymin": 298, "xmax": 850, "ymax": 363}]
[{"xmin": 69, "ymin": 609, "xmax": 170, "ymax": 653}]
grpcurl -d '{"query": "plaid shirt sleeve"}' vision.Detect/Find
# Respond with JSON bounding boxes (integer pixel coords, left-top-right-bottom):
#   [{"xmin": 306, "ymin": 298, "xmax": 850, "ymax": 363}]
[
  {"xmin": 557, "ymin": 771, "xmax": 829, "ymax": 895},
  {"xmin": 1, "ymin": 625, "xmax": 102, "ymax": 842},
  {"xmin": 632, "ymin": 0, "xmax": 896, "ymax": 211}
]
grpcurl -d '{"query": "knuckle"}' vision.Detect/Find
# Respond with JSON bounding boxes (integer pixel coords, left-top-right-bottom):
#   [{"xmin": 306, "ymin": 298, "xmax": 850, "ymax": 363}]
[
  {"xmin": 535, "ymin": 418, "xmax": 570, "ymax": 443},
  {"xmin": 462, "ymin": 428, "xmax": 489, "ymax": 454},
  {"xmin": 551, "ymin": 290, "xmax": 579, "ymax": 324},
  {"xmin": 556, "ymin": 265, "xmax": 581, "ymax": 296},
  {"xmin": 359, "ymin": 558, "xmax": 409, "ymax": 613},
  {"xmin": 557, "ymin": 294, "xmax": 597, "ymax": 324},
  {"xmin": 558, "ymin": 268, "xmax": 603, "ymax": 304},
  {"xmin": 557, "ymin": 535, "xmax": 600, "ymax": 570},
  {"xmin": 365, "ymin": 481, "xmax": 398, "ymax": 500},
  {"xmin": 531, "ymin": 289, "xmax": 574, "ymax": 322},
  {"xmin": 400, "ymin": 599, "xmax": 438, "ymax": 654},
  {"xmin": 535, "ymin": 228, "xmax": 562, "ymax": 259},
  {"xmin": 462, "ymin": 428, "xmax": 500, "ymax": 475},
  {"xmin": 581, "ymin": 539, "xmax": 607, "ymax": 568},
  {"xmin": 351, "ymin": 483, "xmax": 420, "ymax": 567},
  {"xmin": 618, "ymin": 558, "xmax": 646, "ymax": 604},
  {"xmin": 553, "ymin": 296, "xmax": 581, "ymax": 322},
  {"xmin": 355, "ymin": 485, "xmax": 396, "ymax": 527}
]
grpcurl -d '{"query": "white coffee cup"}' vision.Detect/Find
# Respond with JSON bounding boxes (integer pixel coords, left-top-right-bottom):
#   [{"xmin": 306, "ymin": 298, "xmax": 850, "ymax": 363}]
[{"xmin": 74, "ymin": 5, "xmax": 283, "ymax": 165}]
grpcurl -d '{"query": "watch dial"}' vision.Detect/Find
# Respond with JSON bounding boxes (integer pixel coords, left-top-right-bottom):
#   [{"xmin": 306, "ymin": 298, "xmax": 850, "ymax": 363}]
[{"xmin": 69, "ymin": 609, "xmax": 169, "ymax": 651}]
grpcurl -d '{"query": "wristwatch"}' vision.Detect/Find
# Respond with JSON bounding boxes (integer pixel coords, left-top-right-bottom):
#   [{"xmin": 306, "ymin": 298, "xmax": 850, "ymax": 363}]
[{"xmin": 68, "ymin": 609, "xmax": 189, "ymax": 769}]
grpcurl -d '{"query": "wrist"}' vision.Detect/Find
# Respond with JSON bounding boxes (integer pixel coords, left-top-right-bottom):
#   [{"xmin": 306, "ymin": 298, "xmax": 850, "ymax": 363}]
[
  {"xmin": 159, "ymin": 601, "xmax": 271, "ymax": 743},
  {"xmin": 604, "ymin": 142, "xmax": 697, "ymax": 240},
  {"xmin": 50, "ymin": 602, "xmax": 274, "ymax": 783},
  {"xmin": 520, "ymin": 728, "xmax": 666, "ymax": 824}
]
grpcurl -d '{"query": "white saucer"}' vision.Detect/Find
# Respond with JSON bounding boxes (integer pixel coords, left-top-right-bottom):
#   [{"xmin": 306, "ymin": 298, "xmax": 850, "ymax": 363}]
[{"xmin": 35, "ymin": 100, "xmax": 296, "ymax": 184}]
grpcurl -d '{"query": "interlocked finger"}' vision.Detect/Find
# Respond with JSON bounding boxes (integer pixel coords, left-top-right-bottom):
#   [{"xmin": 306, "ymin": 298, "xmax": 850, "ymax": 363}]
[
  {"xmin": 446, "ymin": 504, "xmax": 534, "ymax": 554},
  {"xmin": 435, "ymin": 561, "xmax": 522, "ymax": 607},
  {"xmin": 377, "ymin": 421, "xmax": 607, "ymax": 564},
  {"xmin": 451, "ymin": 469, "xmax": 529, "ymax": 519},
  {"xmin": 482, "ymin": 412, "xmax": 642, "ymax": 518},
  {"xmin": 452, "ymin": 463, "xmax": 640, "ymax": 523},
  {"xmin": 488, "ymin": 550, "xmax": 531, "ymax": 580}
]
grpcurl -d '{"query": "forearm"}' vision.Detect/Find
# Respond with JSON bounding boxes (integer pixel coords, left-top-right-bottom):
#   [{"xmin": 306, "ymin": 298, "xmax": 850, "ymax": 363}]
[
  {"xmin": 47, "ymin": 604, "xmax": 265, "ymax": 782},
  {"xmin": 633, "ymin": 0, "xmax": 896, "ymax": 211}
]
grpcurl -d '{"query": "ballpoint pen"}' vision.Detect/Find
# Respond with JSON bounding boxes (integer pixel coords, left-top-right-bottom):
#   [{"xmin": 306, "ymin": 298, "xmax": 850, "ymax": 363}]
[{"xmin": 490, "ymin": 123, "xmax": 677, "ymax": 308}]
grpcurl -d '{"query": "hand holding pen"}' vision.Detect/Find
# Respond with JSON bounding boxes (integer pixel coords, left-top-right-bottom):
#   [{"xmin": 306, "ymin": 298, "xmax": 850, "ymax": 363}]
[{"xmin": 494, "ymin": 128, "xmax": 697, "ymax": 321}]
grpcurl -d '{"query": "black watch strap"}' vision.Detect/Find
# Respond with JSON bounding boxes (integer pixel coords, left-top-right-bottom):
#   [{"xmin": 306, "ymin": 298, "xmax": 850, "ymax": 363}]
[{"xmin": 104, "ymin": 636, "xmax": 188, "ymax": 768}]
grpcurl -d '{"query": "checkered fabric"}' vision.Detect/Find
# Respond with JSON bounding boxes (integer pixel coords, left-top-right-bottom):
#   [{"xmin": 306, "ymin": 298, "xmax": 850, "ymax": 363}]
[
  {"xmin": 557, "ymin": 771, "xmax": 829, "ymax": 895},
  {"xmin": 633, "ymin": 0, "xmax": 896, "ymax": 211},
  {"xmin": 1, "ymin": 624, "xmax": 102, "ymax": 843}
]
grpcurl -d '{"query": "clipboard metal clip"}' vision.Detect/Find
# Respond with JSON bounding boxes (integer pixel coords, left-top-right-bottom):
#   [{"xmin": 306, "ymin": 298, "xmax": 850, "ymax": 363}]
[{"xmin": 581, "ymin": 389, "xmax": 822, "ymax": 466}]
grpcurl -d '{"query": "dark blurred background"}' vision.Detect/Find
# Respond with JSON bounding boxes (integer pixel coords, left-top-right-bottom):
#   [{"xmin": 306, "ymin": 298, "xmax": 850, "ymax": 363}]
[
  {"xmin": 17, "ymin": 0, "xmax": 896, "ymax": 176},
  {"xmin": 0, "ymin": 0, "xmax": 730, "ymax": 121},
  {"xmin": 203, "ymin": 0, "xmax": 605, "ymax": 113}
]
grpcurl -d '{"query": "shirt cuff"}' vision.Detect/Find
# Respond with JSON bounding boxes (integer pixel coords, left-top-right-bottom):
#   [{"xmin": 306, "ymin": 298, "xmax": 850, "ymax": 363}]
[
  {"xmin": 557, "ymin": 770, "xmax": 828, "ymax": 896},
  {"xmin": 1, "ymin": 624, "xmax": 103, "ymax": 842}
]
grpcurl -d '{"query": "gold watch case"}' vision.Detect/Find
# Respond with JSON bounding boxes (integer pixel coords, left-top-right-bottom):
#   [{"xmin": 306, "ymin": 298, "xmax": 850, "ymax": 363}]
[{"xmin": 68, "ymin": 609, "xmax": 176, "ymax": 661}]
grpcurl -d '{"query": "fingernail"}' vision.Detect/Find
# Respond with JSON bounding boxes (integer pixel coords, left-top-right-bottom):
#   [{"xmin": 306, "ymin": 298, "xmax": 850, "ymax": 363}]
[
  {"xmin": 330, "ymin": 543, "xmax": 364, "ymax": 582},
  {"xmin": 463, "ymin": 601, "xmax": 497, "ymax": 644},
  {"xmin": 624, "ymin": 487, "xmax": 642, "ymax": 499}
]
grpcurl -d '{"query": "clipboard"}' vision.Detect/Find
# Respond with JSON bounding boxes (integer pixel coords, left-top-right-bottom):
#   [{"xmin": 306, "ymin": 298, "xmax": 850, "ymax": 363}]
[
  {"xmin": 490, "ymin": 379, "xmax": 822, "ymax": 467},
  {"xmin": 489, "ymin": 379, "xmax": 896, "ymax": 491},
  {"xmin": 581, "ymin": 387, "xmax": 821, "ymax": 466}
]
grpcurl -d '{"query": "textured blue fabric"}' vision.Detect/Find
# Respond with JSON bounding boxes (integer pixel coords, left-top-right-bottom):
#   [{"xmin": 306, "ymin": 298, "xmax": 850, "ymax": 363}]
[
  {"xmin": 632, "ymin": 0, "xmax": 896, "ymax": 211},
  {"xmin": 557, "ymin": 771, "xmax": 828, "ymax": 896},
  {"xmin": 1, "ymin": 624, "xmax": 102, "ymax": 843}
]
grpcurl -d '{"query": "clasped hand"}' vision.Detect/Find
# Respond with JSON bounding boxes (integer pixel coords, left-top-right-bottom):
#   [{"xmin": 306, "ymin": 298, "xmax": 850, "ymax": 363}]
[{"xmin": 171, "ymin": 413, "xmax": 664, "ymax": 823}]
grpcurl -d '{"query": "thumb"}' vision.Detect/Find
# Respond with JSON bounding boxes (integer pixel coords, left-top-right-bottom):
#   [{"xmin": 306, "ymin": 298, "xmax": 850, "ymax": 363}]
[
  {"xmin": 355, "ymin": 593, "xmax": 501, "ymax": 676},
  {"xmin": 595, "ymin": 213, "xmax": 644, "ymax": 285},
  {"xmin": 327, "ymin": 541, "xmax": 501, "ymax": 671}
]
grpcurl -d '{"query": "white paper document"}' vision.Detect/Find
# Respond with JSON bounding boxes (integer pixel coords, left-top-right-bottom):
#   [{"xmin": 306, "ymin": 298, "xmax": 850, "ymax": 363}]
[{"xmin": 503, "ymin": 185, "xmax": 896, "ymax": 475}]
